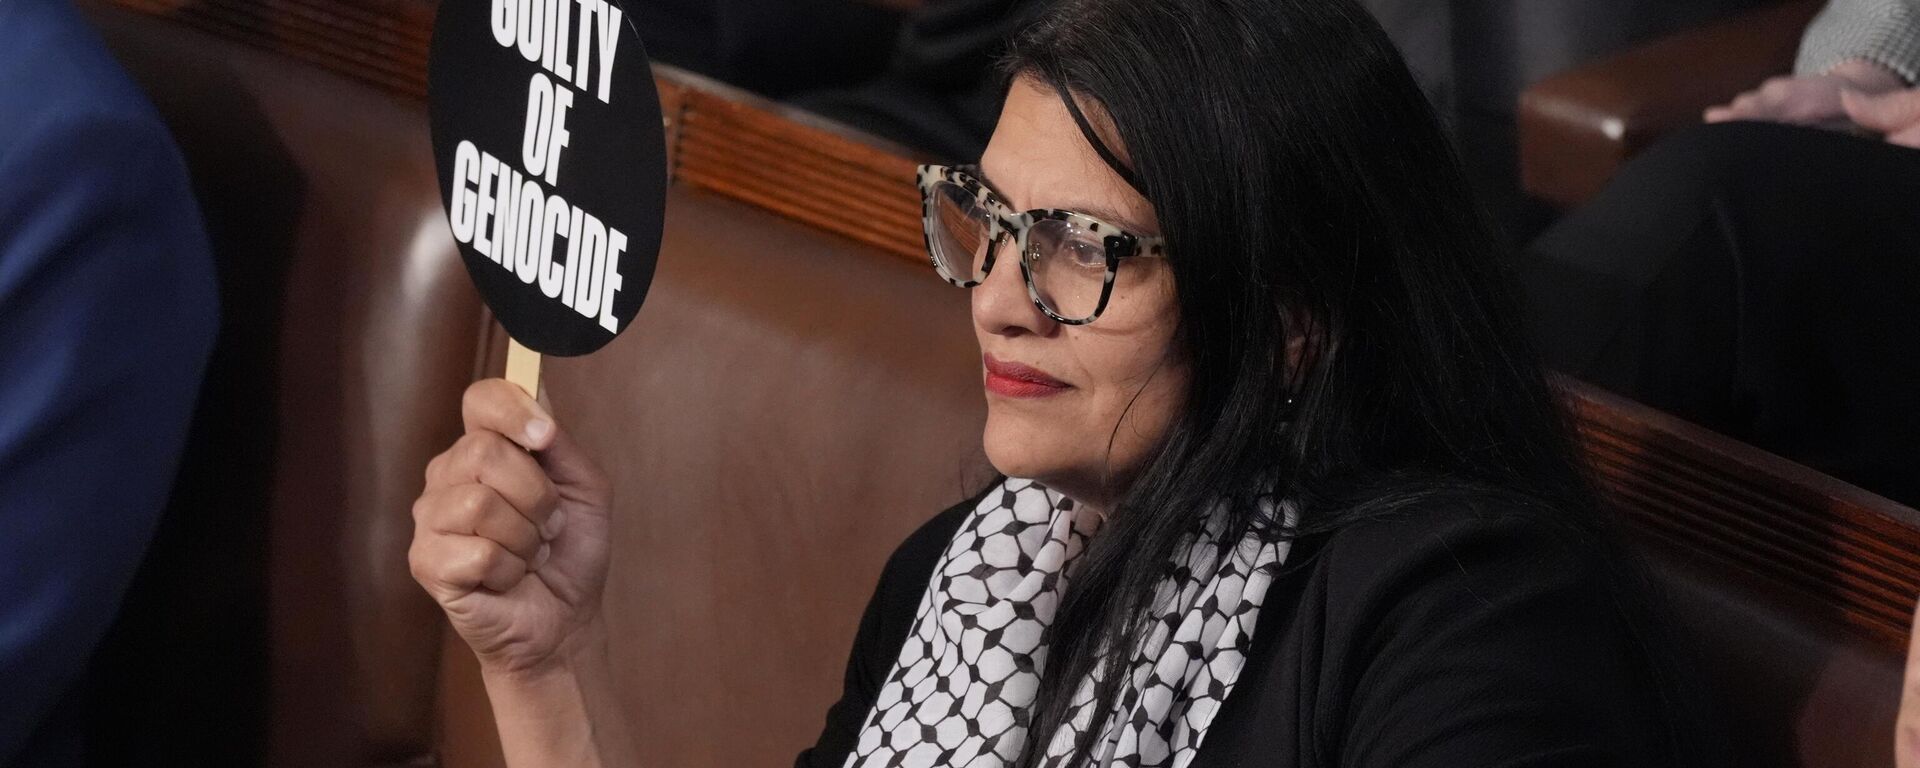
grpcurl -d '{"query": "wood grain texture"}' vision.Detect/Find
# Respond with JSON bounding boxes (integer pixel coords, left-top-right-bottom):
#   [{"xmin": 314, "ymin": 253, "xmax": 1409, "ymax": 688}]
[
  {"xmin": 113, "ymin": 0, "xmax": 433, "ymax": 97},
  {"xmin": 674, "ymin": 87, "xmax": 924, "ymax": 262},
  {"xmin": 1560, "ymin": 376, "xmax": 1920, "ymax": 651},
  {"xmin": 111, "ymin": 0, "xmax": 1920, "ymax": 658}
]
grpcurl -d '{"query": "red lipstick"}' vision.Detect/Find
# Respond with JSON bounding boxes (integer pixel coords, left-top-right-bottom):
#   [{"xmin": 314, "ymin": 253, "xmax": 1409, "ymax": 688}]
[{"xmin": 983, "ymin": 354, "xmax": 1071, "ymax": 398}]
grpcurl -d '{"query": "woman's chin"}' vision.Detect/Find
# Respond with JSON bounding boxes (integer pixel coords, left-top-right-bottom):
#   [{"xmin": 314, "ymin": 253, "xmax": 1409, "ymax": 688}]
[
  {"xmin": 983, "ymin": 442, "xmax": 1041, "ymax": 482},
  {"xmin": 982, "ymin": 419, "xmax": 1064, "ymax": 483}
]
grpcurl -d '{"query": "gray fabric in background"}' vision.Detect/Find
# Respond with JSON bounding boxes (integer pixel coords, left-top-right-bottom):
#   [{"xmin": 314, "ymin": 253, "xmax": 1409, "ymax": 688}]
[{"xmin": 1795, "ymin": 0, "xmax": 1920, "ymax": 81}]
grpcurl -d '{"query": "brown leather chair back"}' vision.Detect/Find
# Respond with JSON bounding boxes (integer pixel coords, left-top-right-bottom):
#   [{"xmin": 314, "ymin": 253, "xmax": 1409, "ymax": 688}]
[
  {"xmin": 439, "ymin": 181, "xmax": 993, "ymax": 768},
  {"xmin": 81, "ymin": 4, "xmax": 481, "ymax": 765},
  {"xmin": 432, "ymin": 73, "xmax": 994, "ymax": 767}
]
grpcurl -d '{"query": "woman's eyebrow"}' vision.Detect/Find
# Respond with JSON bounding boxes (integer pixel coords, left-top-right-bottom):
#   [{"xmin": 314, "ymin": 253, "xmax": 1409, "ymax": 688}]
[
  {"xmin": 974, "ymin": 166, "xmax": 1157, "ymax": 235},
  {"xmin": 971, "ymin": 165, "xmax": 1010, "ymax": 199}
]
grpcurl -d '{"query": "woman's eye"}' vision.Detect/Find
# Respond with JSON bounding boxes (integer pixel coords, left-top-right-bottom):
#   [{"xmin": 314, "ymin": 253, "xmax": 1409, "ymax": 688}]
[{"xmin": 1065, "ymin": 237, "xmax": 1105, "ymax": 268}]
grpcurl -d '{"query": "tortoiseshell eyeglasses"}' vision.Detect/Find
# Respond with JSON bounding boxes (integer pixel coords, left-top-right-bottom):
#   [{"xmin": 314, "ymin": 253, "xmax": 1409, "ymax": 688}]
[{"xmin": 917, "ymin": 163, "xmax": 1167, "ymax": 325}]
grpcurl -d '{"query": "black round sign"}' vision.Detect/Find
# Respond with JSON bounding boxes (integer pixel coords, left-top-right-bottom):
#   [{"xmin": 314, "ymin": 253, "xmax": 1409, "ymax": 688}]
[{"xmin": 428, "ymin": 0, "xmax": 666, "ymax": 357}]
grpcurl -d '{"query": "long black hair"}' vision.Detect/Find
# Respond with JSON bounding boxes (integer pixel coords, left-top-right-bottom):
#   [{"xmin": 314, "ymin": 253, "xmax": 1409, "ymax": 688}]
[{"xmin": 995, "ymin": 0, "xmax": 1693, "ymax": 763}]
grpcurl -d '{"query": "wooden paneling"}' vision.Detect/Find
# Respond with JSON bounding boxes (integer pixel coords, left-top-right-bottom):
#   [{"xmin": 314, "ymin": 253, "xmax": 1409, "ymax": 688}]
[
  {"xmin": 113, "ymin": 0, "xmax": 433, "ymax": 97},
  {"xmin": 672, "ymin": 85, "xmax": 923, "ymax": 262},
  {"xmin": 1563, "ymin": 378, "xmax": 1920, "ymax": 649}
]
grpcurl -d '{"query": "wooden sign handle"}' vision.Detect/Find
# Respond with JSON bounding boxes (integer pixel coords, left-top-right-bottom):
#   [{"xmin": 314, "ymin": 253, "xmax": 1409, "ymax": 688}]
[{"xmin": 505, "ymin": 337, "xmax": 542, "ymax": 398}]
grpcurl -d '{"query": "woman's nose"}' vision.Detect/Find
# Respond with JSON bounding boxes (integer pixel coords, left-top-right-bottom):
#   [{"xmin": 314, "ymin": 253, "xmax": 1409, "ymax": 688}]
[{"xmin": 972, "ymin": 235, "xmax": 1055, "ymax": 338}]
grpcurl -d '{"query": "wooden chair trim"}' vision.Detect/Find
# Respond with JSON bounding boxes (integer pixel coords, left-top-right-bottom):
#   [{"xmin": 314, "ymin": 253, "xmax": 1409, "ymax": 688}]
[
  {"xmin": 111, "ymin": 0, "xmax": 433, "ymax": 98},
  {"xmin": 666, "ymin": 70, "xmax": 926, "ymax": 262},
  {"xmin": 1561, "ymin": 377, "xmax": 1920, "ymax": 649}
]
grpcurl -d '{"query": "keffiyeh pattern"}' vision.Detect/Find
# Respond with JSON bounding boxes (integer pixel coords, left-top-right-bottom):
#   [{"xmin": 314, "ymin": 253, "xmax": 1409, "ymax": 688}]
[{"xmin": 844, "ymin": 478, "xmax": 1291, "ymax": 768}]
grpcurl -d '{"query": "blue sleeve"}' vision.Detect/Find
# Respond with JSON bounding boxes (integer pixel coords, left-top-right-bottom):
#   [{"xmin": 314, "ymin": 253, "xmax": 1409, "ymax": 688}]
[{"xmin": 0, "ymin": 109, "xmax": 218, "ymax": 763}]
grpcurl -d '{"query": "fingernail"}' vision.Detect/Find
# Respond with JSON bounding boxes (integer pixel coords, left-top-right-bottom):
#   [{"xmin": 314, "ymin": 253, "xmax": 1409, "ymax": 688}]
[
  {"xmin": 542, "ymin": 509, "xmax": 567, "ymax": 540},
  {"xmin": 531, "ymin": 542, "xmax": 552, "ymax": 572},
  {"xmin": 525, "ymin": 419, "xmax": 552, "ymax": 446}
]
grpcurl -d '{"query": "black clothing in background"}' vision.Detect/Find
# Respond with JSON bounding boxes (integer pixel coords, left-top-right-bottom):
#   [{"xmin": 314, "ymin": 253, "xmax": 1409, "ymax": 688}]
[
  {"xmin": 796, "ymin": 0, "xmax": 1044, "ymax": 161},
  {"xmin": 1522, "ymin": 121, "xmax": 1920, "ymax": 509},
  {"xmin": 796, "ymin": 486, "xmax": 1710, "ymax": 767},
  {"xmin": 632, "ymin": 0, "xmax": 905, "ymax": 98},
  {"xmin": 792, "ymin": 0, "xmax": 1442, "ymax": 165}
]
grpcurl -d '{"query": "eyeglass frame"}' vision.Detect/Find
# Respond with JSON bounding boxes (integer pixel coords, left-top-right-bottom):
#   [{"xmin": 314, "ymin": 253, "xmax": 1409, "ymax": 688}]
[{"xmin": 916, "ymin": 163, "xmax": 1168, "ymax": 326}]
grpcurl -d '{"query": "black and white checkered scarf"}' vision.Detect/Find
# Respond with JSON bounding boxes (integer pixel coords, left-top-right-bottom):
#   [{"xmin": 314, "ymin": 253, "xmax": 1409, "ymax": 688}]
[{"xmin": 844, "ymin": 477, "xmax": 1292, "ymax": 768}]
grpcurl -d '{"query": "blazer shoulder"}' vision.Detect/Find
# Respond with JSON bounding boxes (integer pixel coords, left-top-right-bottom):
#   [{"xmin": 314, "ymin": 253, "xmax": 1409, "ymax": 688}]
[
  {"xmin": 1301, "ymin": 485, "xmax": 1616, "ymax": 611},
  {"xmin": 0, "ymin": 0, "xmax": 170, "ymax": 135}
]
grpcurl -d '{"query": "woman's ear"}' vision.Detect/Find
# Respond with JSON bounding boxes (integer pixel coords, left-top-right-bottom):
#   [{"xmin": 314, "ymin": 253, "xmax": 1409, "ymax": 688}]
[{"xmin": 1282, "ymin": 302, "xmax": 1318, "ymax": 388}]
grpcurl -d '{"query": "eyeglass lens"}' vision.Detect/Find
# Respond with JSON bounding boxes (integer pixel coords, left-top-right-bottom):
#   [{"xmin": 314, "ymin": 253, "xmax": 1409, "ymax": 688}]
[{"xmin": 929, "ymin": 181, "xmax": 1111, "ymax": 321}]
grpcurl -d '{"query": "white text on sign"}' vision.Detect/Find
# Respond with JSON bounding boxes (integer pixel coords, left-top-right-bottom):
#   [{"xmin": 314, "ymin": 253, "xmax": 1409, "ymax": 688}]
[
  {"xmin": 449, "ymin": 140, "xmax": 627, "ymax": 334},
  {"xmin": 445, "ymin": 0, "xmax": 633, "ymax": 336},
  {"xmin": 489, "ymin": 0, "xmax": 623, "ymax": 104}
]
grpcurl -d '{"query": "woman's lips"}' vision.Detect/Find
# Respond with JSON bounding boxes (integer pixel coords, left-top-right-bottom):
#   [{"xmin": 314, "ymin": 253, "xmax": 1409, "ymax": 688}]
[{"xmin": 983, "ymin": 354, "xmax": 1071, "ymax": 398}]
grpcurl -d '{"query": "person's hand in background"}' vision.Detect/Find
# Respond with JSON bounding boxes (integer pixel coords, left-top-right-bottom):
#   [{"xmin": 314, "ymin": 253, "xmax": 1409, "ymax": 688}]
[
  {"xmin": 1842, "ymin": 87, "xmax": 1920, "ymax": 147},
  {"xmin": 1706, "ymin": 58, "xmax": 1906, "ymax": 127}
]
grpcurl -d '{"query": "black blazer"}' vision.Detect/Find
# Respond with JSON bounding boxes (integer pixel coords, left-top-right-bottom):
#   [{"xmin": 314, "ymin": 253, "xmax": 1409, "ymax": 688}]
[{"xmin": 797, "ymin": 487, "xmax": 1706, "ymax": 768}]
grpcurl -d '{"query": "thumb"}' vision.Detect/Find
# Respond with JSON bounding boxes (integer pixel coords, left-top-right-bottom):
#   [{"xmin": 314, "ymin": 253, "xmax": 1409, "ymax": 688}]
[
  {"xmin": 530, "ymin": 402, "xmax": 608, "ymax": 503},
  {"xmin": 1842, "ymin": 88, "xmax": 1920, "ymax": 132}
]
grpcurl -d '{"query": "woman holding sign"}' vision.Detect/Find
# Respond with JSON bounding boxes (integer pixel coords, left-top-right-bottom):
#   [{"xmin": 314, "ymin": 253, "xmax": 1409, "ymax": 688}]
[{"xmin": 409, "ymin": 0, "xmax": 1710, "ymax": 765}]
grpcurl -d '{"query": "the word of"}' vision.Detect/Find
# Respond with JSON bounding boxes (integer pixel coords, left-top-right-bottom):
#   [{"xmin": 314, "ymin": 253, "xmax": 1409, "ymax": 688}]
[{"xmin": 448, "ymin": 140, "xmax": 627, "ymax": 333}]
